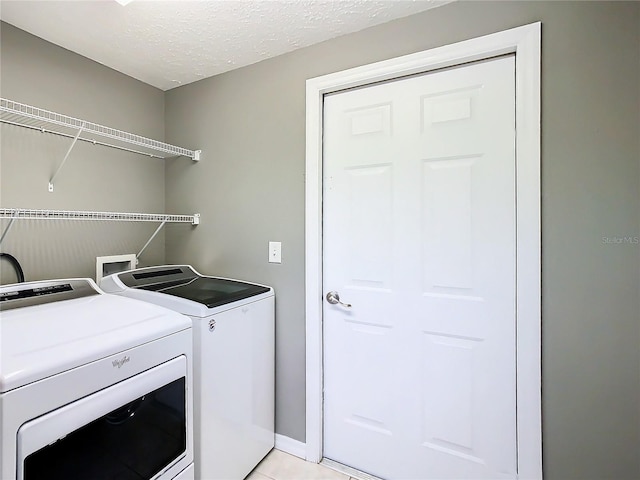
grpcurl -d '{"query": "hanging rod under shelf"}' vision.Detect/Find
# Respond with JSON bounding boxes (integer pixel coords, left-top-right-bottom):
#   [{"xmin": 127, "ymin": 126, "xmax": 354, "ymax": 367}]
[{"xmin": 0, "ymin": 98, "xmax": 201, "ymax": 161}]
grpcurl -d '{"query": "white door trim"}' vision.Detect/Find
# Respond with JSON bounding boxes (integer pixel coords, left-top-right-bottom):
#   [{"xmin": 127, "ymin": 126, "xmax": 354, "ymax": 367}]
[{"xmin": 305, "ymin": 22, "xmax": 541, "ymax": 479}]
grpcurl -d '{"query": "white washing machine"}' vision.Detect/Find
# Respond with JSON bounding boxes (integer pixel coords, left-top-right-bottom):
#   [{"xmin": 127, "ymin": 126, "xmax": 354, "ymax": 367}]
[
  {"xmin": 0, "ymin": 278, "xmax": 195, "ymax": 480},
  {"xmin": 101, "ymin": 265, "xmax": 275, "ymax": 480}
]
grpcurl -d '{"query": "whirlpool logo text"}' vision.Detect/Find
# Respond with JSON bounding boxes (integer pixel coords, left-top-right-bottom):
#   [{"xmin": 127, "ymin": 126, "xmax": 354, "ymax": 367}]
[{"xmin": 112, "ymin": 355, "xmax": 131, "ymax": 369}]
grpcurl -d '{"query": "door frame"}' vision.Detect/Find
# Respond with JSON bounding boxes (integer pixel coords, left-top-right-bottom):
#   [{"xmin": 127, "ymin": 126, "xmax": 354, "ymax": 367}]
[{"xmin": 305, "ymin": 22, "xmax": 541, "ymax": 479}]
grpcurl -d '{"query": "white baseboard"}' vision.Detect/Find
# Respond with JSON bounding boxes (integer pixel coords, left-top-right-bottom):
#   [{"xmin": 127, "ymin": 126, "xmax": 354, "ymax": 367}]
[{"xmin": 275, "ymin": 434, "xmax": 307, "ymax": 460}]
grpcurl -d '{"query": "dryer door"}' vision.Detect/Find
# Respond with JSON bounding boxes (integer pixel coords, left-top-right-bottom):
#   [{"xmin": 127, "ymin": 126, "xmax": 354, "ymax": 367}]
[{"xmin": 17, "ymin": 356, "xmax": 190, "ymax": 480}]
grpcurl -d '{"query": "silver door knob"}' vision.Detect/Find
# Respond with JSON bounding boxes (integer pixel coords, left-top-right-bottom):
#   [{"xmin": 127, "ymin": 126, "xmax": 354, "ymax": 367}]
[{"xmin": 326, "ymin": 291, "xmax": 351, "ymax": 308}]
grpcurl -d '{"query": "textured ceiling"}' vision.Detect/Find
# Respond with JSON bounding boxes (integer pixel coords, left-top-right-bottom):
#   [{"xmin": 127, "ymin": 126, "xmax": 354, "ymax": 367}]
[{"xmin": 0, "ymin": 0, "xmax": 451, "ymax": 91}]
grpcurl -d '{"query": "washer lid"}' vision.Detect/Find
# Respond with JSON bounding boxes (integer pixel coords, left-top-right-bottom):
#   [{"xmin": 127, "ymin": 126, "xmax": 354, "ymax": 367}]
[
  {"xmin": 0, "ymin": 280, "xmax": 191, "ymax": 393},
  {"xmin": 117, "ymin": 265, "xmax": 270, "ymax": 309}
]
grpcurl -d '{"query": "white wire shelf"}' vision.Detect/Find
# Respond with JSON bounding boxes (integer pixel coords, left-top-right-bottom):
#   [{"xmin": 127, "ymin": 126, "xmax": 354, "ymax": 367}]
[
  {"xmin": 0, "ymin": 98, "xmax": 201, "ymax": 161},
  {"xmin": 0, "ymin": 208, "xmax": 199, "ymax": 224},
  {"xmin": 0, "ymin": 208, "xmax": 200, "ymax": 259}
]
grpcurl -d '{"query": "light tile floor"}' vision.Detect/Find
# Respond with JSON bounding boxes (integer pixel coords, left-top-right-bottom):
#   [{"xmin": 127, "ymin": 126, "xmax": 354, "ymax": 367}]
[{"xmin": 247, "ymin": 449, "xmax": 357, "ymax": 480}]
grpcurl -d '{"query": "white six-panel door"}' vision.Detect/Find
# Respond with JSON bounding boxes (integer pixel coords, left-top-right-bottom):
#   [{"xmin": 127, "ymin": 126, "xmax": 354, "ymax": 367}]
[{"xmin": 322, "ymin": 56, "xmax": 517, "ymax": 479}]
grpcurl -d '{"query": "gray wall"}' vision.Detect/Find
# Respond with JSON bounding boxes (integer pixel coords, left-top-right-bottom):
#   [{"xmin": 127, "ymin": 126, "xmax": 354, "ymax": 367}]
[
  {"xmin": 0, "ymin": 23, "xmax": 167, "ymax": 283},
  {"xmin": 165, "ymin": 2, "xmax": 640, "ymax": 479}
]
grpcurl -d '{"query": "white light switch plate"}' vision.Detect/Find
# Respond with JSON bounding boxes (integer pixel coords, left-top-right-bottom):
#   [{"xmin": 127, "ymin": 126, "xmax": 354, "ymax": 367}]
[{"xmin": 269, "ymin": 241, "xmax": 282, "ymax": 263}]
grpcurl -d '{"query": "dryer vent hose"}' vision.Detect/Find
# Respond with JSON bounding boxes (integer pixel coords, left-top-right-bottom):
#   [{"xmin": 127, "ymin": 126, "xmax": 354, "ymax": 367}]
[{"xmin": 0, "ymin": 253, "xmax": 25, "ymax": 283}]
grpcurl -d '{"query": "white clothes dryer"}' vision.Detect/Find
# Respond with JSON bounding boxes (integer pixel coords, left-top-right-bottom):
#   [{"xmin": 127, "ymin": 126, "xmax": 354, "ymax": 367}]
[
  {"xmin": 101, "ymin": 265, "xmax": 275, "ymax": 480},
  {"xmin": 0, "ymin": 278, "xmax": 195, "ymax": 480}
]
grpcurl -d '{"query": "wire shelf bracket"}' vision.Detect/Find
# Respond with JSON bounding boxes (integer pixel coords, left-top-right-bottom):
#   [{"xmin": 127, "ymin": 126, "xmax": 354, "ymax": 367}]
[
  {"xmin": 0, "ymin": 98, "xmax": 202, "ymax": 192},
  {"xmin": 0, "ymin": 209, "xmax": 200, "ymax": 262},
  {"xmin": 0, "ymin": 210, "xmax": 19, "ymax": 247},
  {"xmin": 136, "ymin": 220, "xmax": 167, "ymax": 262},
  {"xmin": 49, "ymin": 122, "xmax": 86, "ymax": 192}
]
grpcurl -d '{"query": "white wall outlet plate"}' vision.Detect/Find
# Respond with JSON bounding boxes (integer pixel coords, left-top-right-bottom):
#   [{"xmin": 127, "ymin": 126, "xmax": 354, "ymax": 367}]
[{"xmin": 269, "ymin": 241, "xmax": 282, "ymax": 263}]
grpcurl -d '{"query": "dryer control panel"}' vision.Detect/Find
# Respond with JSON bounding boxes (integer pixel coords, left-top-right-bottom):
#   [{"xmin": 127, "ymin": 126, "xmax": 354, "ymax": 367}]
[{"xmin": 0, "ymin": 279, "xmax": 98, "ymax": 310}]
